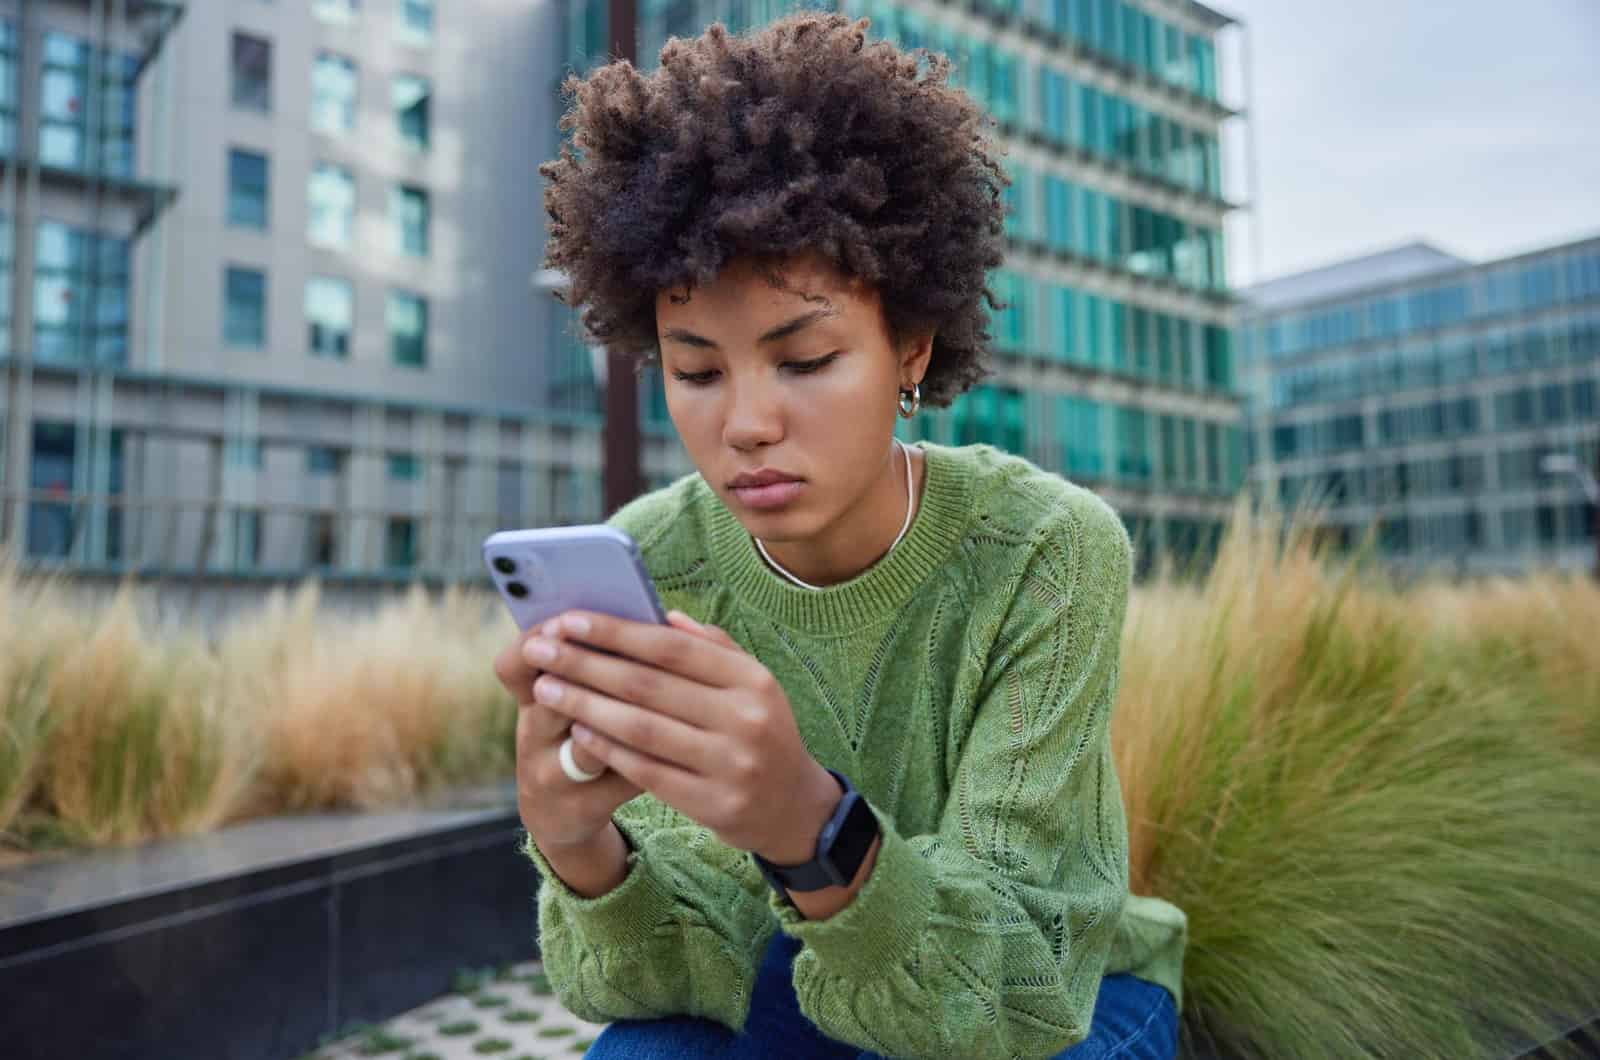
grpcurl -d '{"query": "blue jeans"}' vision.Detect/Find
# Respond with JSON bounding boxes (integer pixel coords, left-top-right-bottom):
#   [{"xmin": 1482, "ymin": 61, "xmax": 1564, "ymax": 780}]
[{"xmin": 585, "ymin": 930, "xmax": 1178, "ymax": 1059}]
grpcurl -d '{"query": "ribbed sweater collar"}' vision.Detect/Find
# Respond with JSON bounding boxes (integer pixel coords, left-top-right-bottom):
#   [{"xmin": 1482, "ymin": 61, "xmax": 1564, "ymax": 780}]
[{"xmin": 704, "ymin": 442, "xmax": 975, "ymax": 634}]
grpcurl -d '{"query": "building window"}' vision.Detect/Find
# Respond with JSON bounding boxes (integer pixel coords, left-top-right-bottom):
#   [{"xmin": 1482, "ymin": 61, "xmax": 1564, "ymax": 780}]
[
  {"xmin": 311, "ymin": 53, "xmax": 358, "ymax": 135},
  {"xmin": 231, "ymin": 33, "xmax": 272, "ymax": 112},
  {"xmin": 307, "ymin": 445, "xmax": 344, "ymax": 474},
  {"xmin": 28, "ymin": 422, "xmax": 76, "ymax": 559},
  {"xmin": 228, "ymin": 509, "xmax": 263, "ymax": 570},
  {"xmin": 400, "ymin": 0, "xmax": 435, "ymax": 44},
  {"xmin": 306, "ymin": 276, "xmax": 353, "ymax": 357},
  {"xmin": 387, "ymin": 452, "xmax": 422, "ymax": 480},
  {"xmin": 387, "ymin": 290, "xmax": 427, "ymax": 367},
  {"xmin": 393, "ymin": 75, "xmax": 430, "ymax": 150},
  {"xmin": 227, "ymin": 149, "xmax": 269, "ymax": 228},
  {"xmin": 33, "ymin": 220, "xmax": 129, "ymax": 365},
  {"xmin": 27, "ymin": 422, "xmax": 123, "ymax": 561},
  {"xmin": 308, "ymin": 162, "xmax": 355, "ymax": 247},
  {"xmin": 385, "ymin": 516, "xmax": 419, "ymax": 569},
  {"xmin": 313, "ymin": 0, "xmax": 361, "ymax": 23},
  {"xmin": 307, "ymin": 511, "xmax": 339, "ymax": 568},
  {"xmin": 39, "ymin": 32, "xmax": 136, "ymax": 177},
  {"xmin": 224, "ymin": 267, "xmax": 266, "ymax": 349},
  {"xmin": 392, "ymin": 184, "xmax": 429, "ymax": 256},
  {"xmin": 226, "ymin": 438, "xmax": 264, "ymax": 469},
  {"xmin": 0, "ymin": 20, "xmax": 18, "ymax": 155}
]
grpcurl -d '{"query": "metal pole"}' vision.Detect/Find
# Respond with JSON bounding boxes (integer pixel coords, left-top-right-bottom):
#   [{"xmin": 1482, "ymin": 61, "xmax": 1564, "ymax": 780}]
[{"xmin": 602, "ymin": 0, "xmax": 643, "ymax": 517}]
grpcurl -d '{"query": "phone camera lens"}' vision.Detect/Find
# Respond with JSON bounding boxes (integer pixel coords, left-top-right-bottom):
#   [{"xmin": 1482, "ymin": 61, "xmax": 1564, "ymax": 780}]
[
  {"xmin": 492, "ymin": 556, "xmax": 517, "ymax": 575},
  {"xmin": 506, "ymin": 581, "xmax": 529, "ymax": 599}
]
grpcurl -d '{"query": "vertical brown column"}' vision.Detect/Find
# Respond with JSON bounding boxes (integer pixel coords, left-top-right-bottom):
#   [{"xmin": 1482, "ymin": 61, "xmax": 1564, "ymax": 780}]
[{"xmin": 602, "ymin": 0, "xmax": 643, "ymax": 517}]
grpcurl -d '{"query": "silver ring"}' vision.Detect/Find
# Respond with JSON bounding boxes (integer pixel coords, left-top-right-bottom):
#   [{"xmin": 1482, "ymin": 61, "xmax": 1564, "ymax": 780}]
[{"xmin": 559, "ymin": 735, "xmax": 606, "ymax": 783}]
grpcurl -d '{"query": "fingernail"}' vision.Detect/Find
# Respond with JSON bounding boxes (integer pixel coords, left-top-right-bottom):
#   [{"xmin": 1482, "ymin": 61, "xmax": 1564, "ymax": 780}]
[
  {"xmin": 542, "ymin": 619, "xmax": 560, "ymax": 637},
  {"xmin": 562, "ymin": 614, "xmax": 591, "ymax": 635},
  {"xmin": 524, "ymin": 638, "xmax": 557, "ymax": 665},
  {"xmin": 672, "ymin": 609, "xmax": 705, "ymax": 630},
  {"xmin": 534, "ymin": 676, "xmax": 563, "ymax": 704},
  {"xmin": 572, "ymin": 723, "xmax": 593, "ymax": 743}
]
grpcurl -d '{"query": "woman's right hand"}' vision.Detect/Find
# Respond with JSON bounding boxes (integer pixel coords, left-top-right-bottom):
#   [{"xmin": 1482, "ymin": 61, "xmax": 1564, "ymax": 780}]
[{"xmin": 494, "ymin": 619, "xmax": 643, "ymax": 849}]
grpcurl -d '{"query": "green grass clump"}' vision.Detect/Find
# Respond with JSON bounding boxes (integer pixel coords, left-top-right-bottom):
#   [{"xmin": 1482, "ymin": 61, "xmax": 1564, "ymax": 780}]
[
  {"xmin": 471, "ymin": 1040, "xmax": 512, "ymax": 1055},
  {"xmin": 357, "ymin": 1027, "xmax": 412, "ymax": 1055},
  {"xmin": 1117, "ymin": 505, "xmax": 1600, "ymax": 1059},
  {"xmin": 451, "ymin": 965, "xmax": 498, "ymax": 995},
  {"xmin": 437, "ymin": 1020, "xmax": 479, "ymax": 1037},
  {"xmin": 501, "ymin": 1009, "xmax": 540, "ymax": 1023}
]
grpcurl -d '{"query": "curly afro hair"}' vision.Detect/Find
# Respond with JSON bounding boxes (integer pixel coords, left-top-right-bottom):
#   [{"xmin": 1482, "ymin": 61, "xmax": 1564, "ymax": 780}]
[{"xmin": 539, "ymin": 12, "xmax": 1009, "ymax": 407}]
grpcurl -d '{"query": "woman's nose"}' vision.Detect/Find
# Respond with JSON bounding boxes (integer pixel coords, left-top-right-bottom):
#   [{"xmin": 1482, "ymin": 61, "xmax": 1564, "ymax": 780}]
[{"xmin": 722, "ymin": 382, "xmax": 785, "ymax": 451}]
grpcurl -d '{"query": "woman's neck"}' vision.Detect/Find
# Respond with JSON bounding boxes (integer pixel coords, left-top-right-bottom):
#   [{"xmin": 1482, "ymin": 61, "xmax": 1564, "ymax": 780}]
[{"xmin": 758, "ymin": 443, "xmax": 926, "ymax": 588}]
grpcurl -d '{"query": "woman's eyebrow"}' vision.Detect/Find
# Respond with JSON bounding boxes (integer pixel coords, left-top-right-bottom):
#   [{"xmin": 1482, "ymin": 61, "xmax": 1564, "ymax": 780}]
[{"xmin": 661, "ymin": 308, "xmax": 839, "ymax": 350}]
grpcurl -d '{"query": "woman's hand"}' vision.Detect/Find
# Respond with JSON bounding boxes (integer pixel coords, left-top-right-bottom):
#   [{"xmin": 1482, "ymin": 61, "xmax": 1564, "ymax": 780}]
[
  {"xmin": 493, "ymin": 621, "xmax": 644, "ymax": 850},
  {"xmin": 520, "ymin": 609, "xmax": 843, "ymax": 863}
]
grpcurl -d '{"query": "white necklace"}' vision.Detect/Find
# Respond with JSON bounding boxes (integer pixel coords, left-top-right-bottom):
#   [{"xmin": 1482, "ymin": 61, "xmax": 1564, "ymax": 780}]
[{"xmin": 754, "ymin": 439, "xmax": 915, "ymax": 592}]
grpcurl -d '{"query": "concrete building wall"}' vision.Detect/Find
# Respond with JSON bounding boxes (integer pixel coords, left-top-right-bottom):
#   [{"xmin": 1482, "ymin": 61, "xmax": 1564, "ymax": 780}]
[{"xmin": 152, "ymin": 0, "xmax": 561, "ymax": 408}]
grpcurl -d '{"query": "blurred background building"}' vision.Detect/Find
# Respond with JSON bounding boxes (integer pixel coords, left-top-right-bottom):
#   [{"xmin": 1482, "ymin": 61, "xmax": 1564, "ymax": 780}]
[
  {"xmin": 2, "ymin": 0, "xmax": 1250, "ymax": 597},
  {"xmin": 0, "ymin": 0, "xmax": 598, "ymax": 590},
  {"xmin": 1240, "ymin": 235, "xmax": 1600, "ymax": 577}
]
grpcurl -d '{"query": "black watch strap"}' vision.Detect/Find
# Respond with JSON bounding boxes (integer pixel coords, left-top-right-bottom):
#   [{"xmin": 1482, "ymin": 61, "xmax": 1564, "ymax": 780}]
[{"xmin": 752, "ymin": 769, "xmax": 881, "ymax": 896}]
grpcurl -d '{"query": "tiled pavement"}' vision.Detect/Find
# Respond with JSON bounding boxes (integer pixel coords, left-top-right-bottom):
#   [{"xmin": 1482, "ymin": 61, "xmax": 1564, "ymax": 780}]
[{"xmin": 302, "ymin": 961, "xmax": 608, "ymax": 1060}]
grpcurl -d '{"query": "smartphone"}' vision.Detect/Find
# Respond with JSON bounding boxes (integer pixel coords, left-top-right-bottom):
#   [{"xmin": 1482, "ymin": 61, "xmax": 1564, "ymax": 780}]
[{"xmin": 482, "ymin": 525, "xmax": 667, "ymax": 633}]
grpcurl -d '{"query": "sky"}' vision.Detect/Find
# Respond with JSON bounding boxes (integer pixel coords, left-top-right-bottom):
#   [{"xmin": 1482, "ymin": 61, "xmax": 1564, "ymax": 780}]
[{"xmin": 1214, "ymin": 0, "xmax": 1600, "ymax": 288}]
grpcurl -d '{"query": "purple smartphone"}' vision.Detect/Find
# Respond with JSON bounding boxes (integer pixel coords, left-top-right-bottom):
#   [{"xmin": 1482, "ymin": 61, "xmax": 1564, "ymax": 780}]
[{"xmin": 482, "ymin": 525, "xmax": 667, "ymax": 633}]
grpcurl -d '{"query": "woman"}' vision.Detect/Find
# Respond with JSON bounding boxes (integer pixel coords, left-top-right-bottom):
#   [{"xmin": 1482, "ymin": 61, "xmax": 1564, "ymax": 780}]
[{"xmin": 491, "ymin": 14, "xmax": 1187, "ymax": 1059}]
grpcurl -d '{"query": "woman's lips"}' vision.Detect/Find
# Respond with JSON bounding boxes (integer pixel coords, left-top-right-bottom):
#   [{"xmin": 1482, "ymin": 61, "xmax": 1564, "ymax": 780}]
[{"xmin": 730, "ymin": 480, "xmax": 806, "ymax": 511}]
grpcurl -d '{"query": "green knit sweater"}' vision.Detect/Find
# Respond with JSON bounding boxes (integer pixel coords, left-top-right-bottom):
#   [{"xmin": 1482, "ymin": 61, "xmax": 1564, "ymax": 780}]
[{"xmin": 520, "ymin": 442, "xmax": 1187, "ymax": 1059}]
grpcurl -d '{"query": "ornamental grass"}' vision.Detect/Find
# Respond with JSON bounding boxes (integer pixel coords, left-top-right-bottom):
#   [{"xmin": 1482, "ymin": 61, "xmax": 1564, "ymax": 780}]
[{"xmin": 1, "ymin": 509, "xmax": 1596, "ymax": 1057}]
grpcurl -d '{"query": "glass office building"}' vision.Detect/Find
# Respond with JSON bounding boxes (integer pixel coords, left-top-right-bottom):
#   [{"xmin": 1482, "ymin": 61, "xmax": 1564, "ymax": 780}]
[
  {"xmin": 552, "ymin": 0, "xmax": 1245, "ymax": 573},
  {"xmin": 1240, "ymin": 237, "xmax": 1600, "ymax": 577}
]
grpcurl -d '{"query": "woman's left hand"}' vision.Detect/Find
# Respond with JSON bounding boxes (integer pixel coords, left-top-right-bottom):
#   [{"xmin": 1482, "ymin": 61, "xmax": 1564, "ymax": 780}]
[{"xmin": 521, "ymin": 609, "xmax": 843, "ymax": 864}]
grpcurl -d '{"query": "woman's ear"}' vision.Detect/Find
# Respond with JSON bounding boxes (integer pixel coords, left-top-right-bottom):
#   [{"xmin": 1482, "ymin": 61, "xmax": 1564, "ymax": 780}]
[{"xmin": 899, "ymin": 328, "xmax": 935, "ymax": 388}]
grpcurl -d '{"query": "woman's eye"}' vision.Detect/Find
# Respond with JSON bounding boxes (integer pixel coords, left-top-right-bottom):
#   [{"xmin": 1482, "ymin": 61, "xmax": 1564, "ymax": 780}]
[
  {"xmin": 671, "ymin": 369, "xmax": 720, "ymax": 386},
  {"xmin": 783, "ymin": 352, "xmax": 841, "ymax": 375}
]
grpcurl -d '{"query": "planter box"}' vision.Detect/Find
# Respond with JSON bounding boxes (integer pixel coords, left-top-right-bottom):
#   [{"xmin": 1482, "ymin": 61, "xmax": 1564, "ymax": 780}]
[
  {"xmin": 0, "ymin": 792, "xmax": 538, "ymax": 1060},
  {"xmin": 4, "ymin": 796, "xmax": 1593, "ymax": 1059}
]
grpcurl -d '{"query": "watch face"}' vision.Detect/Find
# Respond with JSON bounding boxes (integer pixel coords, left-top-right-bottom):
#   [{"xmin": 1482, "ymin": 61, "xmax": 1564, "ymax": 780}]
[{"xmin": 825, "ymin": 794, "xmax": 880, "ymax": 884}]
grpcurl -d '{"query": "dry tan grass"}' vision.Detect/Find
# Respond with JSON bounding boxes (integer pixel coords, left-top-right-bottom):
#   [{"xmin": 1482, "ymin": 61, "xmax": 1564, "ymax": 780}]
[
  {"xmin": 0, "ymin": 563, "xmax": 518, "ymax": 851},
  {"xmin": 219, "ymin": 582, "xmax": 516, "ymax": 816}
]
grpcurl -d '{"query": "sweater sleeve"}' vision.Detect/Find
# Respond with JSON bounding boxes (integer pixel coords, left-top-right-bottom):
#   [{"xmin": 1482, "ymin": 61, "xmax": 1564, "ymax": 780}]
[
  {"xmin": 521, "ymin": 793, "xmax": 776, "ymax": 1030},
  {"xmin": 767, "ymin": 499, "xmax": 1137, "ymax": 1060}
]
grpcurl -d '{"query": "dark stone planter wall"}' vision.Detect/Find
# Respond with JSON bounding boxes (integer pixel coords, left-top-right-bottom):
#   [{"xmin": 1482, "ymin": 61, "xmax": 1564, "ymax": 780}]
[
  {"xmin": 0, "ymin": 801, "xmax": 539, "ymax": 1060},
  {"xmin": 3, "ymin": 796, "xmax": 1593, "ymax": 1059}
]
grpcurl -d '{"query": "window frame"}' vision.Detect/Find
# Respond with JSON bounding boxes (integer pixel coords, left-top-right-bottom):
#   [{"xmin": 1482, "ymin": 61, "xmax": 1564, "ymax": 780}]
[{"xmin": 223, "ymin": 265, "xmax": 267, "ymax": 349}]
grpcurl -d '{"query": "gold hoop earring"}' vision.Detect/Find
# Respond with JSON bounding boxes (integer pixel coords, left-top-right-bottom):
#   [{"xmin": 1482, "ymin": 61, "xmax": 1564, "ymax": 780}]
[{"xmin": 897, "ymin": 382, "xmax": 921, "ymax": 419}]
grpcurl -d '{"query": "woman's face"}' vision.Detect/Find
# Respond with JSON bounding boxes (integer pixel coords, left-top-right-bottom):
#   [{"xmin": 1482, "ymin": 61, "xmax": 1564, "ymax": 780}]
[{"xmin": 654, "ymin": 253, "xmax": 927, "ymax": 545}]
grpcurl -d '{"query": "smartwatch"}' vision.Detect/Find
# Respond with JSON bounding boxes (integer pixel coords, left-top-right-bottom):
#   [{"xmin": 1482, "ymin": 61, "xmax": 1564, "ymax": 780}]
[{"xmin": 751, "ymin": 769, "xmax": 881, "ymax": 899}]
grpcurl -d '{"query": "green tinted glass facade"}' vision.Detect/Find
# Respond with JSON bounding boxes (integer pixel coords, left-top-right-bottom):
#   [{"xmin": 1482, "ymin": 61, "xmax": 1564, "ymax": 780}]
[{"xmin": 1244, "ymin": 238, "xmax": 1600, "ymax": 575}]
